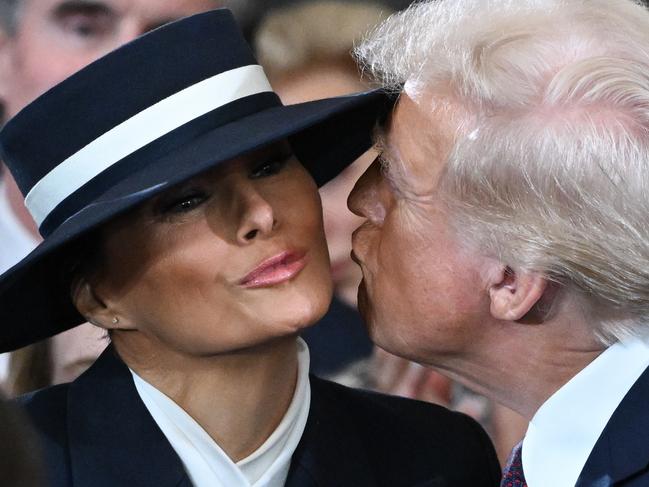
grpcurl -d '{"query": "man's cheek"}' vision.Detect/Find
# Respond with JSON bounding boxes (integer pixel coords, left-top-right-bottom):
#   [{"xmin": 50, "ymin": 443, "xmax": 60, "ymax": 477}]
[
  {"xmin": 353, "ymin": 226, "xmax": 380, "ymax": 272},
  {"xmin": 378, "ymin": 226, "xmax": 414, "ymax": 278}
]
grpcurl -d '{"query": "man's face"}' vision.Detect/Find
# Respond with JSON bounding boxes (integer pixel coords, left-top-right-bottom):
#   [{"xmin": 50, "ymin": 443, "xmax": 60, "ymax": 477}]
[
  {"xmin": 348, "ymin": 93, "xmax": 493, "ymax": 364},
  {"xmin": 0, "ymin": 0, "xmax": 216, "ymax": 118}
]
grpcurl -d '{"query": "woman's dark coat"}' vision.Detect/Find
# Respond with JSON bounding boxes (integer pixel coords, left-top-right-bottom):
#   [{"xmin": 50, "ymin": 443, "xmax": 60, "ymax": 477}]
[{"xmin": 19, "ymin": 346, "xmax": 501, "ymax": 486}]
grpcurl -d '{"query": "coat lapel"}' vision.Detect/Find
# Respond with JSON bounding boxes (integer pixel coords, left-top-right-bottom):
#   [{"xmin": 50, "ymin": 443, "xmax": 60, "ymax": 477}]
[
  {"xmin": 285, "ymin": 377, "xmax": 446, "ymax": 487},
  {"xmin": 285, "ymin": 376, "xmax": 378, "ymax": 487},
  {"xmin": 65, "ymin": 351, "xmax": 443, "ymax": 487},
  {"xmin": 576, "ymin": 364, "xmax": 649, "ymax": 486},
  {"xmin": 66, "ymin": 345, "xmax": 190, "ymax": 487}
]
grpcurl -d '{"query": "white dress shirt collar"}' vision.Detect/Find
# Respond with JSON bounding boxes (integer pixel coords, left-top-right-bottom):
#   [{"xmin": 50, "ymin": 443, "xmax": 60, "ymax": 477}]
[
  {"xmin": 523, "ymin": 337, "xmax": 649, "ymax": 487},
  {"xmin": 131, "ymin": 338, "xmax": 311, "ymax": 487}
]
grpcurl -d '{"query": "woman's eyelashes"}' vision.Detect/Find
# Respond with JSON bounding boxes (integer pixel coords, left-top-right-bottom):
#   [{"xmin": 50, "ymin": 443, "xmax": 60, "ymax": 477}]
[
  {"xmin": 154, "ymin": 153, "xmax": 293, "ymax": 216},
  {"xmin": 160, "ymin": 190, "xmax": 209, "ymax": 215},
  {"xmin": 250, "ymin": 153, "xmax": 292, "ymax": 179}
]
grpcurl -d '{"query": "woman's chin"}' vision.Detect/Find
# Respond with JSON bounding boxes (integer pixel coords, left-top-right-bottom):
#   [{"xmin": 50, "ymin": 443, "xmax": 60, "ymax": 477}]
[{"xmin": 274, "ymin": 294, "xmax": 332, "ymax": 333}]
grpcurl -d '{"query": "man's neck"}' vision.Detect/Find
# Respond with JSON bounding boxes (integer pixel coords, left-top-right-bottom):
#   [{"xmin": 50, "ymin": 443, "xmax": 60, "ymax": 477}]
[
  {"xmin": 4, "ymin": 170, "xmax": 39, "ymax": 237},
  {"xmin": 433, "ymin": 319, "xmax": 606, "ymax": 421},
  {"xmin": 114, "ymin": 333, "xmax": 299, "ymax": 462}
]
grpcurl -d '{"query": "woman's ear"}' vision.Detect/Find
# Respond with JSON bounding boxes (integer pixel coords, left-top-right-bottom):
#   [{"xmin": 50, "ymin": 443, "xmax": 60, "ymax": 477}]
[
  {"xmin": 72, "ymin": 278, "xmax": 134, "ymax": 331},
  {"xmin": 488, "ymin": 266, "xmax": 548, "ymax": 322}
]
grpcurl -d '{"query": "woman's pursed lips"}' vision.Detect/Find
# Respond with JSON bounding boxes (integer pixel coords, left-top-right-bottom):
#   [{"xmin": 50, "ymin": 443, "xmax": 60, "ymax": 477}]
[{"xmin": 238, "ymin": 250, "xmax": 308, "ymax": 288}]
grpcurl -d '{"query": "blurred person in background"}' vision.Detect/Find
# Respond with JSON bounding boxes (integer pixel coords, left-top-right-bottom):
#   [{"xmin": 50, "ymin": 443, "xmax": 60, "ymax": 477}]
[
  {"xmin": 7, "ymin": 323, "xmax": 108, "ymax": 395},
  {"xmin": 255, "ymin": 0, "xmax": 526, "ymax": 463},
  {"xmin": 241, "ymin": 0, "xmax": 413, "ymax": 37},
  {"xmin": 0, "ymin": 390, "xmax": 45, "ymax": 486},
  {"xmin": 0, "ymin": 0, "xmax": 228, "ymax": 391}
]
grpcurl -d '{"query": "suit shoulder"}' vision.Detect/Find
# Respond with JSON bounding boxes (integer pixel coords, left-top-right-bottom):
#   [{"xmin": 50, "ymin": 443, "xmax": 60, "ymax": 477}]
[
  {"xmin": 313, "ymin": 375, "xmax": 472, "ymax": 432},
  {"xmin": 18, "ymin": 383, "xmax": 70, "ymax": 425},
  {"xmin": 16, "ymin": 384, "xmax": 72, "ymax": 485},
  {"xmin": 311, "ymin": 376, "xmax": 501, "ymax": 485}
]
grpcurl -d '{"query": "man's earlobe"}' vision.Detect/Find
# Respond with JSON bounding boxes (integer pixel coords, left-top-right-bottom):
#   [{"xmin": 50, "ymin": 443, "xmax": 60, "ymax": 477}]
[{"xmin": 488, "ymin": 266, "xmax": 548, "ymax": 322}]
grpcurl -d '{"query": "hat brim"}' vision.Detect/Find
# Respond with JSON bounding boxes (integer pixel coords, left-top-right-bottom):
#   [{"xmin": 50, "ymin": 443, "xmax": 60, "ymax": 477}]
[{"xmin": 0, "ymin": 89, "xmax": 392, "ymax": 352}]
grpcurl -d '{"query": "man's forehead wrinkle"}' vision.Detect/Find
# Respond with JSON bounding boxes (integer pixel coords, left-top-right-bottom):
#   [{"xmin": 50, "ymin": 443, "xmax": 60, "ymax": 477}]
[
  {"xmin": 380, "ymin": 95, "xmax": 458, "ymax": 205},
  {"xmin": 383, "ymin": 147, "xmax": 438, "ymax": 205}
]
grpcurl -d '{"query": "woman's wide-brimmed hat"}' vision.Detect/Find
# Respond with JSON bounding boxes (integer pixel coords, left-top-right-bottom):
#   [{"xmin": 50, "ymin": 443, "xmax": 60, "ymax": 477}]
[{"xmin": 0, "ymin": 9, "xmax": 391, "ymax": 352}]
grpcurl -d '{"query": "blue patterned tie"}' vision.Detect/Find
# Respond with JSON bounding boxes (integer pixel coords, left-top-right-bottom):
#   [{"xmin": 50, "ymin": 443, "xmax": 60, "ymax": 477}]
[{"xmin": 501, "ymin": 441, "xmax": 527, "ymax": 487}]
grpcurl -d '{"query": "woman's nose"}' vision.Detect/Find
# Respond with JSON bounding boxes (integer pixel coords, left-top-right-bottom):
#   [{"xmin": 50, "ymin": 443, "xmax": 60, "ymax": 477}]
[
  {"xmin": 347, "ymin": 159, "xmax": 386, "ymax": 225},
  {"xmin": 235, "ymin": 184, "xmax": 276, "ymax": 244}
]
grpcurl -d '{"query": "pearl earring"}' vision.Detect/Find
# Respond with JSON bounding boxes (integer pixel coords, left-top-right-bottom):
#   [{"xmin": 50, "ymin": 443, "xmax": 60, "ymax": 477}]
[{"xmin": 112, "ymin": 316, "xmax": 119, "ymax": 325}]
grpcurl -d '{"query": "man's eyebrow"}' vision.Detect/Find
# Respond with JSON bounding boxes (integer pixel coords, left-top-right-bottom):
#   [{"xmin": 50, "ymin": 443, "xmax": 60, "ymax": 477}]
[
  {"xmin": 372, "ymin": 124, "xmax": 402, "ymax": 170},
  {"xmin": 371, "ymin": 124, "xmax": 410, "ymax": 196},
  {"xmin": 372, "ymin": 124, "xmax": 388, "ymax": 154},
  {"xmin": 51, "ymin": 0, "xmax": 115, "ymax": 19}
]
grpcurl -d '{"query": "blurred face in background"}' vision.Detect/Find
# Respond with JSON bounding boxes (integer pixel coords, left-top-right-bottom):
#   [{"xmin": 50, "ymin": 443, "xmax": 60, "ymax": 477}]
[
  {"xmin": 0, "ymin": 0, "xmax": 217, "ymax": 388},
  {"xmin": 274, "ymin": 61, "xmax": 374, "ymax": 306},
  {"xmin": 50, "ymin": 323, "xmax": 107, "ymax": 384},
  {"xmin": 0, "ymin": 0, "xmax": 217, "ymax": 118}
]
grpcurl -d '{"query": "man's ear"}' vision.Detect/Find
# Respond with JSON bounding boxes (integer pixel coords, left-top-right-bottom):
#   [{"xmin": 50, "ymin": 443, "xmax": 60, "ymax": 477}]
[
  {"xmin": 72, "ymin": 278, "xmax": 135, "ymax": 331},
  {"xmin": 488, "ymin": 266, "xmax": 548, "ymax": 322}
]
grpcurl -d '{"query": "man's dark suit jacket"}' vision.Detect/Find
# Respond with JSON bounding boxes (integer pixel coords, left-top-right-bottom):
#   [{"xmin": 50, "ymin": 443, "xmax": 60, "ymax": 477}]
[
  {"xmin": 577, "ymin": 365, "xmax": 649, "ymax": 487},
  {"xmin": 19, "ymin": 346, "xmax": 500, "ymax": 487}
]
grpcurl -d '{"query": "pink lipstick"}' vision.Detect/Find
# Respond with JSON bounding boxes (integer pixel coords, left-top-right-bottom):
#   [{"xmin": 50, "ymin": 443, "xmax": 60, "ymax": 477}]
[{"xmin": 239, "ymin": 251, "xmax": 307, "ymax": 288}]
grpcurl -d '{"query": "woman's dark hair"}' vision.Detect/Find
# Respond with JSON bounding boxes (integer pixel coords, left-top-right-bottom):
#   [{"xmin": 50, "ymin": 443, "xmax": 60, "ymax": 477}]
[
  {"xmin": 7, "ymin": 341, "xmax": 51, "ymax": 397},
  {"xmin": 0, "ymin": 390, "xmax": 45, "ymax": 486},
  {"xmin": 7, "ymin": 229, "xmax": 107, "ymax": 397},
  {"xmin": 60, "ymin": 228, "xmax": 105, "ymax": 301}
]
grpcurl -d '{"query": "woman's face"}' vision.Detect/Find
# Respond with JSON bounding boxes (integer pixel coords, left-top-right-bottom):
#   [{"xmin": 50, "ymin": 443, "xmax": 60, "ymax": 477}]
[{"xmin": 85, "ymin": 143, "xmax": 333, "ymax": 355}]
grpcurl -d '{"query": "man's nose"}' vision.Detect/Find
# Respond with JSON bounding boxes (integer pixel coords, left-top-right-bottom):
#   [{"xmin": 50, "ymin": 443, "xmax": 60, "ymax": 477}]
[{"xmin": 348, "ymin": 159, "xmax": 386, "ymax": 224}]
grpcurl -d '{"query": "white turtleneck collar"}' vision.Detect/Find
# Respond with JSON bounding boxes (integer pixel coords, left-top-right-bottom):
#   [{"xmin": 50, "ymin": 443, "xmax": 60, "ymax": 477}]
[{"xmin": 130, "ymin": 338, "xmax": 311, "ymax": 487}]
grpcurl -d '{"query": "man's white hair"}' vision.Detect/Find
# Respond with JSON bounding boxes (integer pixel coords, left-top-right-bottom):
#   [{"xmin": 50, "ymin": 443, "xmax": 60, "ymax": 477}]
[{"xmin": 355, "ymin": 0, "xmax": 649, "ymax": 344}]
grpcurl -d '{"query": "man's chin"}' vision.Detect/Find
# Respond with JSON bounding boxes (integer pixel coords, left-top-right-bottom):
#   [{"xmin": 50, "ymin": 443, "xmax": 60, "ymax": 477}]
[
  {"xmin": 356, "ymin": 281, "xmax": 384, "ymax": 344},
  {"xmin": 356, "ymin": 279, "xmax": 370, "ymax": 320},
  {"xmin": 357, "ymin": 279, "xmax": 373, "ymax": 332}
]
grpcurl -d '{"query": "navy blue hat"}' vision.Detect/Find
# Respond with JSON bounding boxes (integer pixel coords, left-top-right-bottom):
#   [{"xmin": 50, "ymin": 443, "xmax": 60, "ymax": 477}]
[{"xmin": 0, "ymin": 9, "xmax": 391, "ymax": 352}]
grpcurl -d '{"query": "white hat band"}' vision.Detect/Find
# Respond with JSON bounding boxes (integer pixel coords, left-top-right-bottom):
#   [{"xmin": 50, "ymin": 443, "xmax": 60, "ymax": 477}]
[{"xmin": 25, "ymin": 64, "xmax": 273, "ymax": 227}]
